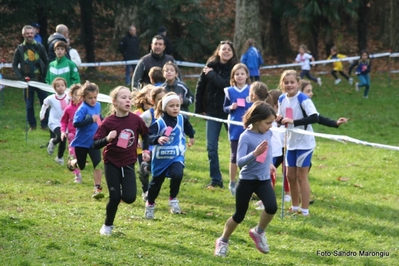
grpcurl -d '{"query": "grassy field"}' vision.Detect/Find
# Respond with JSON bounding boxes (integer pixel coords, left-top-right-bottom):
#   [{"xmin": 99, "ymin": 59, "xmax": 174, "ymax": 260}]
[{"xmin": 0, "ymin": 72, "xmax": 398, "ymax": 265}]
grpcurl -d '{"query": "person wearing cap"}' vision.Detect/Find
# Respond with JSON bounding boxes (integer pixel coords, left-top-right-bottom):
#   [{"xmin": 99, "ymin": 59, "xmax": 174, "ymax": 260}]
[
  {"xmin": 31, "ymin": 23, "xmax": 42, "ymax": 44},
  {"xmin": 132, "ymin": 35, "xmax": 180, "ymax": 91},
  {"xmin": 119, "ymin": 25, "xmax": 140, "ymax": 86},
  {"xmin": 12, "ymin": 25, "xmax": 49, "ymax": 131},
  {"xmin": 48, "ymin": 24, "xmax": 71, "ymax": 62},
  {"xmin": 157, "ymin": 26, "xmax": 173, "ymax": 55}
]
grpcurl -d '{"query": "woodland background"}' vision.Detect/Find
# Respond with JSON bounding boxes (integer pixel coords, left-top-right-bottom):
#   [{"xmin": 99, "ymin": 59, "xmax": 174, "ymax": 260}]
[{"xmin": 0, "ymin": 0, "xmax": 398, "ymax": 71}]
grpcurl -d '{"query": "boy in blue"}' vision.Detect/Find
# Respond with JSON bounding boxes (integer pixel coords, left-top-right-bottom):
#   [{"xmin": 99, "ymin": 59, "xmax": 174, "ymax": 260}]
[
  {"xmin": 214, "ymin": 101, "xmax": 277, "ymax": 257},
  {"xmin": 223, "ymin": 63, "xmax": 252, "ymax": 196},
  {"xmin": 349, "ymin": 50, "xmax": 371, "ymax": 98},
  {"xmin": 68, "ymin": 81, "xmax": 104, "ymax": 199},
  {"xmin": 240, "ymin": 38, "xmax": 264, "ymax": 81},
  {"xmin": 145, "ymin": 92, "xmax": 195, "ymax": 219}
]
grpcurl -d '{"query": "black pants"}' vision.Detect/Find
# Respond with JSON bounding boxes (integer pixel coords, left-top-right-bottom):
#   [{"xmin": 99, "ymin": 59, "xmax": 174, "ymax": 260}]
[
  {"xmin": 74, "ymin": 146, "xmax": 101, "ymax": 170},
  {"xmin": 300, "ymin": 70, "xmax": 318, "ymax": 82},
  {"xmin": 331, "ymin": 70, "xmax": 349, "ymax": 80},
  {"xmin": 52, "ymin": 127, "xmax": 66, "ymax": 159},
  {"xmin": 232, "ymin": 179, "xmax": 277, "ymax": 223},
  {"xmin": 147, "ymin": 162, "xmax": 184, "ymax": 205},
  {"xmin": 104, "ymin": 163, "xmax": 137, "ymax": 226}
]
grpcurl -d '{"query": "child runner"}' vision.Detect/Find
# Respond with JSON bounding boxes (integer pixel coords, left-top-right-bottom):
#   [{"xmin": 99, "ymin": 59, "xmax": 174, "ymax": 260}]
[
  {"xmin": 68, "ymin": 81, "xmax": 104, "ymax": 199},
  {"xmin": 149, "ymin": 66, "xmax": 165, "ymax": 86},
  {"xmin": 223, "ymin": 63, "xmax": 252, "ymax": 196},
  {"xmin": 326, "ymin": 46, "xmax": 351, "ymax": 85},
  {"xmin": 295, "ymin": 44, "xmax": 322, "ymax": 86},
  {"xmin": 60, "ymin": 83, "xmax": 83, "ymax": 183},
  {"xmin": 93, "ymin": 86, "xmax": 150, "ymax": 236},
  {"xmin": 132, "ymin": 84, "xmax": 154, "ymax": 200},
  {"xmin": 162, "ymin": 61, "xmax": 194, "ymax": 112},
  {"xmin": 240, "ymin": 38, "xmax": 264, "ymax": 82},
  {"xmin": 40, "ymin": 77, "xmax": 70, "ymax": 165},
  {"xmin": 145, "ymin": 92, "xmax": 195, "ymax": 219},
  {"xmin": 139, "ymin": 87, "xmax": 167, "ymax": 201},
  {"xmin": 299, "ymin": 80, "xmax": 348, "ymax": 127},
  {"xmin": 214, "ymin": 101, "xmax": 277, "ymax": 257},
  {"xmin": 277, "ymin": 70, "xmax": 319, "ymax": 216},
  {"xmin": 349, "ymin": 50, "xmax": 371, "ymax": 98}
]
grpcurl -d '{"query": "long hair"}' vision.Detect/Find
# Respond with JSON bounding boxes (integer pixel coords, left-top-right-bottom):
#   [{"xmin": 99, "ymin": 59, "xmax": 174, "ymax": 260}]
[
  {"xmin": 241, "ymin": 38, "xmax": 255, "ymax": 55},
  {"xmin": 132, "ymin": 84, "xmax": 154, "ymax": 111},
  {"xmin": 242, "ymin": 101, "xmax": 276, "ymax": 128},
  {"xmin": 69, "ymin": 83, "xmax": 82, "ymax": 104},
  {"xmin": 207, "ymin": 40, "xmax": 239, "ymax": 66},
  {"xmin": 78, "ymin": 80, "xmax": 99, "ymax": 103},
  {"xmin": 105, "ymin": 86, "xmax": 131, "ymax": 116},
  {"xmin": 278, "ymin": 69, "xmax": 299, "ymax": 92},
  {"xmin": 230, "ymin": 63, "xmax": 251, "ymax": 86}
]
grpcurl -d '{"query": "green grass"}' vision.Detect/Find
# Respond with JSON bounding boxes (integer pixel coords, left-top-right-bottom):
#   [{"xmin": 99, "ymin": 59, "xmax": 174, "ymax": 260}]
[{"xmin": 0, "ymin": 73, "xmax": 398, "ymax": 265}]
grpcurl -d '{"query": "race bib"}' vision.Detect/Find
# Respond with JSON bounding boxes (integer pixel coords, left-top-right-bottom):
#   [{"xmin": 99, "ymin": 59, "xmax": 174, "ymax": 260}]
[{"xmin": 117, "ymin": 130, "xmax": 131, "ymax": 148}]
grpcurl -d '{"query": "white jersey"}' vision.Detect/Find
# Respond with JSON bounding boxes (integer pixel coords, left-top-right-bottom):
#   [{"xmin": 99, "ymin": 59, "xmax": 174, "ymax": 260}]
[
  {"xmin": 295, "ymin": 53, "xmax": 313, "ymax": 70},
  {"xmin": 271, "ymin": 121, "xmax": 283, "ymax": 157},
  {"xmin": 40, "ymin": 93, "xmax": 70, "ymax": 131}
]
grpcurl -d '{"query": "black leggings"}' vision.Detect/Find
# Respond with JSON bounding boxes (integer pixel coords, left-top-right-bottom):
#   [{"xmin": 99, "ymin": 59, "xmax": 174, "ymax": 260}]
[
  {"xmin": 51, "ymin": 127, "xmax": 66, "ymax": 159},
  {"xmin": 300, "ymin": 70, "xmax": 318, "ymax": 82},
  {"xmin": 331, "ymin": 70, "xmax": 349, "ymax": 80},
  {"xmin": 147, "ymin": 162, "xmax": 184, "ymax": 205},
  {"xmin": 74, "ymin": 146, "xmax": 101, "ymax": 170},
  {"xmin": 232, "ymin": 179, "xmax": 277, "ymax": 224},
  {"xmin": 104, "ymin": 163, "xmax": 137, "ymax": 226}
]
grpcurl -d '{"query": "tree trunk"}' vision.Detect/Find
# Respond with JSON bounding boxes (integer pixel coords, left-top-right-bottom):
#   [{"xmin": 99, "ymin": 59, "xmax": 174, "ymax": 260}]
[
  {"xmin": 79, "ymin": 0, "xmax": 95, "ymax": 63},
  {"xmin": 268, "ymin": 0, "xmax": 289, "ymax": 64},
  {"xmin": 234, "ymin": 0, "xmax": 261, "ymax": 57},
  {"xmin": 357, "ymin": 0, "xmax": 370, "ymax": 51}
]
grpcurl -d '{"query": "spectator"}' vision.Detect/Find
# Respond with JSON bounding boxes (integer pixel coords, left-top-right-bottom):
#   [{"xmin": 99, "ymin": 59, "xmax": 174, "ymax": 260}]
[
  {"xmin": 12, "ymin": 25, "xmax": 49, "ymax": 131},
  {"xmin": 119, "ymin": 25, "xmax": 140, "ymax": 86},
  {"xmin": 48, "ymin": 24, "xmax": 70, "ymax": 62},
  {"xmin": 157, "ymin": 26, "xmax": 173, "ymax": 55},
  {"xmin": 67, "ymin": 38, "xmax": 82, "ymax": 67},
  {"xmin": 132, "ymin": 35, "xmax": 178, "ymax": 91},
  {"xmin": 240, "ymin": 38, "xmax": 264, "ymax": 82},
  {"xmin": 31, "ymin": 22, "xmax": 42, "ymax": 44}
]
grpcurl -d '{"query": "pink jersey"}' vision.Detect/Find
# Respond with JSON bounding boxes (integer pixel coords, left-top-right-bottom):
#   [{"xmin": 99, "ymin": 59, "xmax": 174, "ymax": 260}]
[{"xmin": 61, "ymin": 102, "xmax": 82, "ymax": 134}]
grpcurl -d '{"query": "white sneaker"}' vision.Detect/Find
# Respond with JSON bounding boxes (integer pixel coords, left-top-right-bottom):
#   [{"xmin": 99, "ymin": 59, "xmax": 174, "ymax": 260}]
[
  {"xmin": 317, "ymin": 77, "xmax": 322, "ymax": 86},
  {"xmin": 254, "ymin": 200, "xmax": 264, "ymax": 210},
  {"xmin": 284, "ymin": 194, "xmax": 292, "ymax": 202},
  {"xmin": 74, "ymin": 174, "xmax": 82, "ymax": 183},
  {"xmin": 145, "ymin": 202, "xmax": 155, "ymax": 219},
  {"xmin": 169, "ymin": 198, "xmax": 181, "ymax": 214},
  {"xmin": 334, "ymin": 78, "xmax": 341, "ymax": 85},
  {"xmin": 355, "ymin": 82, "xmax": 359, "ymax": 92},
  {"xmin": 249, "ymin": 227, "xmax": 270, "ymax": 253},
  {"xmin": 47, "ymin": 139, "xmax": 55, "ymax": 155},
  {"xmin": 349, "ymin": 78, "xmax": 353, "ymax": 85},
  {"xmin": 141, "ymin": 191, "xmax": 148, "ymax": 202},
  {"xmin": 99, "ymin": 224, "xmax": 113, "ymax": 236},
  {"xmin": 228, "ymin": 182, "xmax": 236, "ymax": 196},
  {"xmin": 54, "ymin": 157, "xmax": 64, "ymax": 165},
  {"xmin": 214, "ymin": 237, "xmax": 229, "ymax": 257}
]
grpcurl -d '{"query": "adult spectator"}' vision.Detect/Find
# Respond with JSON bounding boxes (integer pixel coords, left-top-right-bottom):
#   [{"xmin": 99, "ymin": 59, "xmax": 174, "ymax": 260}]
[
  {"xmin": 119, "ymin": 25, "xmax": 140, "ymax": 86},
  {"xmin": 31, "ymin": 22, "xmax": 42, "ymax": 44},
  {"xmin": 157, "ymin": 26, "xmax": 173, "ymax": 55},
  {"xmin": 240, "ymin": 38, "xmax": 264, "ymax": 82},
  {"xmin": 132, "ymin": 35, "xmax": 178, "ymax": 90},
  {"xmin": 12, "ymin": 25, "xmax": 49, "ymax": 131},
  {"xmin": 194, "ymin": 40, "xmax": 239, "ymax": 189},
  {"xmin": 48, "ymin": 24, "xmax": 70, "ymax": 62}
]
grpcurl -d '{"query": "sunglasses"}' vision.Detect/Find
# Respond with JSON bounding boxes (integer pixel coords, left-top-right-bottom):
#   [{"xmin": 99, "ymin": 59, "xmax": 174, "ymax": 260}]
[{"xmin": 220, "ymin": 40, "xmax": 233, "ymax": 45}]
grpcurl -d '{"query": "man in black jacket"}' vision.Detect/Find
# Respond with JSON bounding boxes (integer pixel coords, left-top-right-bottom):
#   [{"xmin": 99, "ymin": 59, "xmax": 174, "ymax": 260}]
[
  {"xmin": 132, "ymin": 35, "xmax": 179, "ymax": 91},
  {"xmin": 119, "ymin": 26, "xmax": 140, "ymax": 86},
  {"xmin": 47, "ymin": 24, "xmax": 70, "ymax": 62},
  {"xmin": 12, "ymin": 25, "xmax": 49, "ymax": 131}
]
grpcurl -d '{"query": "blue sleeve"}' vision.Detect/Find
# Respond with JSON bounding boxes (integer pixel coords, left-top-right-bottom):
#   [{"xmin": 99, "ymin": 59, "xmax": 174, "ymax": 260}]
[{"xmin": 223, "ymin": 90, "xmax": 232, "ymax": 114}]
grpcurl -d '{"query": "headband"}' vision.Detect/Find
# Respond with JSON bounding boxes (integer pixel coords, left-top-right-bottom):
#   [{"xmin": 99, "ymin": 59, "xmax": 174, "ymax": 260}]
[{"xmin": 162, "ymin": 95, "xmax": 180, "ymax": 111}]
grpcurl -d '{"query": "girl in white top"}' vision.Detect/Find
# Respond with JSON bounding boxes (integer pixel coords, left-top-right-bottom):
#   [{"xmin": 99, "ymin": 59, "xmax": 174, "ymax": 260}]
[
  {"xmin": 295, "ymin": 44, "xmax": 322, "ymax": 86},
  {"xmin": 277, "ymin": 70, "xmax": 319, "ymax": 216},
  {"xmin": 40, "ymin": 77, "xmax": 70, "ymax": 165}
]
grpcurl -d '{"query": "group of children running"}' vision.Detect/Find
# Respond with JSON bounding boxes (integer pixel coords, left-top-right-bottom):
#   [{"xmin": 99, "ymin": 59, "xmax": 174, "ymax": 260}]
[{"xmin": 39, "ymin": 43, "xmax": 370, "ymax": 257}]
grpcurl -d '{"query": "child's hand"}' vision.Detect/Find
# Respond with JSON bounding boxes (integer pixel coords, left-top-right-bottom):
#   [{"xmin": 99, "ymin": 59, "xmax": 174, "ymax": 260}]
[
  {"xmin": 337, "ymin": 117, "xmax": 348, "ymax": 126},
  {"xmin": 92, "ymin": 114, "xmax": 98, "ymax": 122},
  {"xmin": 231, "ymin": 103, "xmax": 238, "ymax": 110},
  {"xmin": 203, "ymin": 66, "xmax": 213, "ymax": 75},
  {"xmin": 61, "ymin": 132, "xmax": 66, "ymax": 141},
  {"xmin": 270, "ymin": 164, "xmax": 276, "ymax": 176},
  {"xmin": 137, "ymin": 142, "xmax": 142, "ymax": 148},
  {"xmin": 254, "ymin": 140, "xmax": 268, "ymax": 157},
  {"xmin": 158, "ymin": 136, "xmax": 169, "ymax": 145},
  {"xmin": 187, "ymin": 138, "xmax": 195, "ymax": 147},
  {"xmin": 106, "ymin": 130, "xmax": 117, "ymax": 142},
  {"xmin": 142, "ymin": 151, "xmax": 151, "ymax": 162},
  {"xmin": 281, "ymin": 118, "xmax": 294, "ymax": 125}
]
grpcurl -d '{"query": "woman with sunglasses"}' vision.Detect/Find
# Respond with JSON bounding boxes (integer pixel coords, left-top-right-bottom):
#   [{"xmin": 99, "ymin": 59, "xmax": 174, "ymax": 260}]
[{"xmin": 195, "ymin": 40, "xmax": 239, "ymax": 189}]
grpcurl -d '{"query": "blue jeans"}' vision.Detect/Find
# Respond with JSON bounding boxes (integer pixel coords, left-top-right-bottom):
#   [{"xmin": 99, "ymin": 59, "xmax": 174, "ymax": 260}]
[
  {"xmin": 24, "ymin": 86, "xmax": 48, "ymax": 128},
  {"xmin": 206, "ymin": 117, "xmax": 227, "ymax": 185},
  {"xmin": 125, "ymin": 64, "xmax": 136, "ymax": 86},
  {"xmin": 358, "ymin": 74, "xmax": 370, "ymax": 97},
  {"xmin": 300, "ymin": 70, "xmax": 317, "ymax": 82}
]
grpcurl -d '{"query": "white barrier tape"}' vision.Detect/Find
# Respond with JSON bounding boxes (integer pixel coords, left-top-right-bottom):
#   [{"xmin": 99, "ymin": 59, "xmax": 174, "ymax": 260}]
[
  {"xmin": 180, "ymin": 111, "xmax": 399, "ymax": 151},
  {"xmin": 0, "ymin": 51, "xmax": 396, "ymax": 71}
]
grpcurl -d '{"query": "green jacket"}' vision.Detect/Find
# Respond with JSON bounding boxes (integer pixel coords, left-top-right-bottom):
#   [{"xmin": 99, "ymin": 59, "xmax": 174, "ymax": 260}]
[
  {"xmin": 46, "ymin": 56, "xmax": 80, "ymax": 87},
  {"xmin": 12, "ymin": 41, "xmax": 48, "ymax": 81}
]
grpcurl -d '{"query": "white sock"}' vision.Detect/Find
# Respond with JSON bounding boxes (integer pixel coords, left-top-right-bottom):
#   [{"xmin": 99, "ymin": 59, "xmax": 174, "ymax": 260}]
[
  {"xmin": 301, "ymin": 208, "xmax": 309, "ymax": 216},
  {"xmin": 291, "ymin": 206, "xmax": 300, "ymax": 211}
]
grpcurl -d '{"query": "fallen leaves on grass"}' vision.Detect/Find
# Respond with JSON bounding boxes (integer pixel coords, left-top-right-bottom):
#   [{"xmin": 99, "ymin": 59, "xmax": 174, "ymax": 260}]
[
  {"xmin": 354, "ymin": 183, "xmax": 363, "ymax": 188},
  {"xmin": 337, "ymin": 177, "xmax": 350, "ymax": 181}
]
